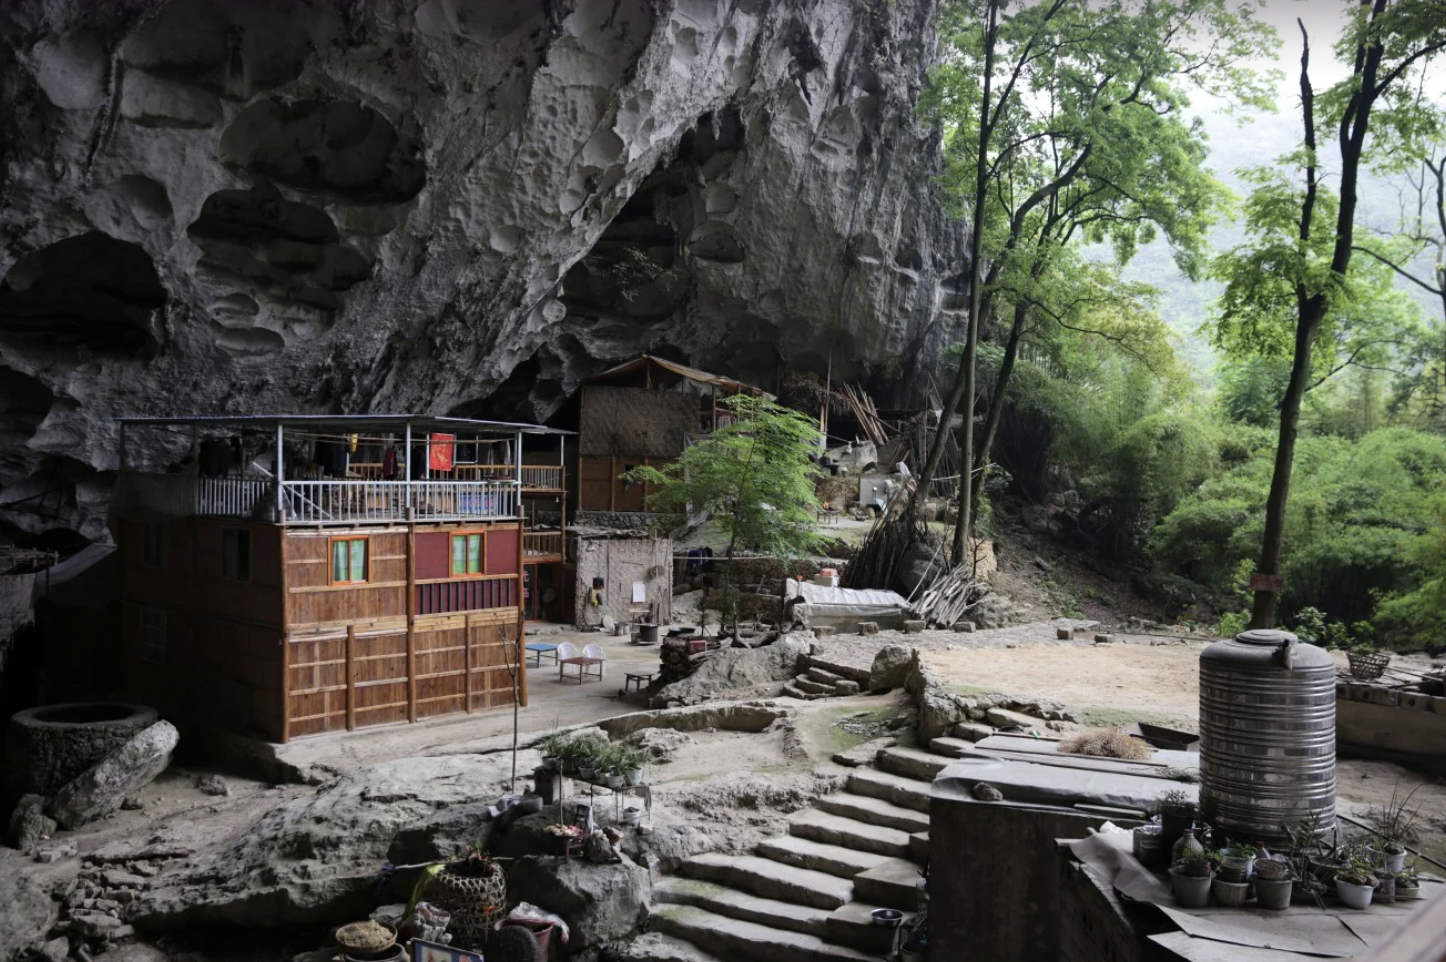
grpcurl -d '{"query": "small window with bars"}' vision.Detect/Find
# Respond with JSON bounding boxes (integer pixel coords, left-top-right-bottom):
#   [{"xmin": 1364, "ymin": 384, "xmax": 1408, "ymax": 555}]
[
  {"xmin": 330, "ymin": 537, "xmax": 368, "ymax": 584},
  {"xmin": 451, "ymin": 532, "xmax": 485, "ymax": 577},
  {"xmin": 140, "ymin": 608, "xmax": 167, "ymax": 664}
]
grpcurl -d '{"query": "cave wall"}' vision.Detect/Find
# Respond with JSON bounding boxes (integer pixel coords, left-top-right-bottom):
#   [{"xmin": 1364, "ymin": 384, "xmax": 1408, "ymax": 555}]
[{"xmin": 0, "ymin": 0, "xmax": 966, "ymax": 544}]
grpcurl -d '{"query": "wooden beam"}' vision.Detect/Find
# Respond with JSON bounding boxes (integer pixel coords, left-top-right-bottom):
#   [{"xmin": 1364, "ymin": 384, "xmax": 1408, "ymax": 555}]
[
  {"xmin": 517, "ymin": 525, "xmax": 528, "ymax": 708},
  {"xmin": 464, "ymin": 612, "xmax": 473, "ymax": 714},
  {"xmin": 610, "ymin": 456, "xmax": 617, "ymax": 511},
  {"xmin": 406, "ymin": 524, "xmax": 417, "ymax": 723},
  {"xmin": 345, "ymin": 623, "xmax": 357, "ymax": 732},
  {"xmin": 279, "ymin": 529, "xmax": 292, "ymax": 744}
]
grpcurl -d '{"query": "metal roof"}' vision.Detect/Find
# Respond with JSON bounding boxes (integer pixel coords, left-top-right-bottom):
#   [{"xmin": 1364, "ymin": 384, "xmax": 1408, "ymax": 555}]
[
  {"xmin": 583, "ymin": 355, "xmax": 774, "ymax": 399},
  {"xmin": 108, "ymin": 414, "xmax": 572, "ymax": 435}
]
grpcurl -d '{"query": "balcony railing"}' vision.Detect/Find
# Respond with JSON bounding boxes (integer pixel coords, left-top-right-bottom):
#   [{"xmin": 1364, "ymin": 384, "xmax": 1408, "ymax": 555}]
[
  {"xmin": 455, "ymin": 464, "xmax": 565, "ymax": 491},
  {"xmin": 195, "ymin": 479, "xmax": 522, "ymax": 524},
  {"xmin": 523, "ymin": 531, "xmax": 563, "ymax": 557}
]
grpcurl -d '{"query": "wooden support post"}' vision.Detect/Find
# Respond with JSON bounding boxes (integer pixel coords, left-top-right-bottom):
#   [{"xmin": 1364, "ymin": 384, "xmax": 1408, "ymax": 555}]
[
  {"xmin": 345, "ymin": 624, "xmax": 357, "ymax": 732},
  {"xmin": 610, "ymin": 456, "xmax": 617, "ymax": 511},
  {"xmin": 406, "ymin": 526, "xmax": 417, "ymax": 723},
  {"xmin": 279, "ymin": 527, "xmax": 292, "ymax": 743},
  {"xmin": 464, "ymin": 611, "xmax": 474, "ymax": 714},
  {"xmin": 517, "ymin": 523, "xmax": 528, "ymax": 708}
]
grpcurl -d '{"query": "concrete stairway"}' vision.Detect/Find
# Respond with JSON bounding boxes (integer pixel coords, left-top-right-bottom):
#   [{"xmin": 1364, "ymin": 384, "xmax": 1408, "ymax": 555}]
[{"xmin": 646, "ymin": 746, "xmax": 951, "ymax": 962}]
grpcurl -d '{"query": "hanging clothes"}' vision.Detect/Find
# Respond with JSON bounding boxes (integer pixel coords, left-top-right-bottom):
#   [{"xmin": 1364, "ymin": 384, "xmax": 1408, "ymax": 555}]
[{"xmin": 382, "ymin": 446, "xmax": 398, "ymax": 480}]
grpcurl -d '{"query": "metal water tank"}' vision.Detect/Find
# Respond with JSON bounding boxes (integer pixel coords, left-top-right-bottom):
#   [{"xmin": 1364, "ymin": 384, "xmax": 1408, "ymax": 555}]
[{"xmin": 1199, "ymin": 629, "xmax": 1336, "ymax": 844}]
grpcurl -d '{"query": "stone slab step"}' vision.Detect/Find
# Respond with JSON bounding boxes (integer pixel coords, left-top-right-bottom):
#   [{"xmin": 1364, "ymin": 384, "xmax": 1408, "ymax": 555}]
[
  {"xmin": 930, "ymin": 736, "xmax": 978, "ymax": 757},
  {"xmin": 826, "ymin": 901, "xmax": 916, "ymax": 955},
  {"xmin": 756, "ymin": 836, "xmax": 894, "ymax": 879},
  {"xmin": 794, "ymin": 676, "xmax": 836, "ymax": 695},
  {"xmin": 651, "ymin": 905, "xmax": 877, "ymax": 962},
  {"xmin": 949, "ymin": 721, "xmax": 997, "ymax": 742},
  {"xmin": 618, "ymin": 932, "xmax": 730, "ymax": 962},
  {"xmin": 853, "ymin": 858, "xmax": 924, "ymax": 910},
  {"xmin": 682, "ymin": 853, "xmax": 853, "ymax": 910},
  {"xmin": 783, "ymin": 682, "xmax": 829, "ymax": 701},
  {"xmin": 909, "ymin": 831, "xmax": 929, "ymax": 863},
  {"xmin": 815, "ymin": 792, "xmax": 931, "ymax": 834},
  {"xmin": 847, "ymin": 768, "xmax": 931, "ymax": 813},
  {"xmin": 879, "ymin": 746, "xmax": 951, "ymax": 782},
  {"xmin": 986, "ymin": 706, "xmax": 1047, "ymax": 730},
  {"xmin": 788, "ymin": 809, "xmax": 912, "ymax": 858},
  {"xmin": 655, "ymin": 877, "xmax": 830, "ymax": 936},
  {"xmin": 807, "ymin": 666, "xmax": 848, "ymax": 685}
]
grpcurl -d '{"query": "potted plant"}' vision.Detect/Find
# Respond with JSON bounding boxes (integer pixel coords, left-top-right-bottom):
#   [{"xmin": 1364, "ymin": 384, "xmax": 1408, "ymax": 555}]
[
  {"xmin": 1375, "ymin": 869, "xmax": 1397, "ymax": 904},
  {"xmin": 1154, "ymin": 789, "xmax": 1197, "ymax": 846},
  {"xmin": 1366, "ymin": 782, "xmax": 1421, "ymax": 874},
  {"xmin": 540, "ymin": 733, "xmax": 568, "ymax": 772},
  {"xmin": 1382, "ymin": 840, "xmax": 1408, "ymax": 873},
  {"xmin": 620, "ymin": 747, "xmax": 646, "ymax": 786},
  {"xmin": 1254, "ymin": 857, "xmax": 1293, "ymax": 911},
  {"xmin": 1396, "ymin": 869, "xmax": 1421, "ymax": 901},
  {"xmin": 1211, "ymin": 852, "xmax": 1250, "ymax": 908},
  {"xmin": 1219, "ymin": 842, "xmax": 1257, "ymax": 882},
  {"xmin": 1170, "ymin": 848, "xmax": 1214, "ymax": 908},
  {"xmin": 1335, "ymin": 861, "xmax": 1377, "ymax": 909}
]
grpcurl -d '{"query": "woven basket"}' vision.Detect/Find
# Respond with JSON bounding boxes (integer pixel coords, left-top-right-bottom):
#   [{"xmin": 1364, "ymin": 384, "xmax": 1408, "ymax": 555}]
[
  {"xmin": 1348, "ymin": 649, "xmax": 1391, "ymax": 680},
  {"xmin": 424, "ymin": 860, "xmax": 507, "ymax": 949}
]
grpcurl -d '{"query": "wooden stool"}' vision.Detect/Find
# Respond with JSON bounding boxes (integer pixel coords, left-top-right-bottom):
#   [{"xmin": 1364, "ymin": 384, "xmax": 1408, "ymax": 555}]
[{"xmin": 624, "ymin": 671, "xmax": 656, "ymax": 693}]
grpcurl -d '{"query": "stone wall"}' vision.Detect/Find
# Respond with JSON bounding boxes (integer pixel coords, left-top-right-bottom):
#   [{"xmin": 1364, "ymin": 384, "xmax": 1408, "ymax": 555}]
[{"xmin": 1336, "ymin": 680, "xmax": 1446, "ymax": 769}]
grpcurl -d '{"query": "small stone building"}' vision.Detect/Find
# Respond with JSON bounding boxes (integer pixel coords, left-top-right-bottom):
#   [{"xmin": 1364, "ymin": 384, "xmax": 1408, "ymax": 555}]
[{"xmin": 568, "ymin": 528, "xmax": 672, "ymax": 628}]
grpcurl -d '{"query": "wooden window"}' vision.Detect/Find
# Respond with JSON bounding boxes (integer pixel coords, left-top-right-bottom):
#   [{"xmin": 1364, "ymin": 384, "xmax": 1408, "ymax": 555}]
[
  {"xmin": 142, "ymin": 522, "xmax": 166, "ymax": 568},
  {"xmin": 450, "ymin": 532, "xmax": 485, "ymax": 577},
  {"xmin": 222, "ymin": 528, "xmax": 251, "ymax": 581},
  {"xmin": 140, "ymin": 608, "xmax": 167, "ymax": 664},
  {"xmin": 330, "ymin": 537, "xmax": 368, "ymax": 584}
]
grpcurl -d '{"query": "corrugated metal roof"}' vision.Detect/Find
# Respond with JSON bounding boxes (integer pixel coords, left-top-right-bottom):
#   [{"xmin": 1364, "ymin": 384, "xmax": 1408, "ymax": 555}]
[
  {"xmin": 584, "ymin": 355, "xmax": 775, "ymax": 399},
  {"xmin": 108, "ymin": 414, "xmax": 572, "ymax": 435}
]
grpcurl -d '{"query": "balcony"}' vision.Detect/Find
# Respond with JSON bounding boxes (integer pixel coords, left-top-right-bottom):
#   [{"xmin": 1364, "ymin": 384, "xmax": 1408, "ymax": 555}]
[
  {"xmin": 455, "ymin": 464, "xmax": 565, "ymax": 492},
  {"xmin": 523, "ymin": 530, "xmax": 563, "ymax": 559},
  {"xmin": 196, "ymin": 478, "xmax": 522, "ymax": 525}
]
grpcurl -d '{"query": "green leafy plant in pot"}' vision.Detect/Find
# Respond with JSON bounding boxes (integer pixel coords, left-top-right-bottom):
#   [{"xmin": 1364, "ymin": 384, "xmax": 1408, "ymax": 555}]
[
  {"xmin": 1170, "ymin": 848, "xmax": 1214, "ymax": 908},
  {"xmin": 1335, "ymin": 860, "xmax": 1377, "ymax": 910},
  {"xmin": 1154, "ymin": 789, "xmax": 1197, "ymax": 846},
  {"xmin": 1396, "ymin": 868, "xmax": 1421, "ymax": 901},
  {"xmin": 1218, "ymin": 842, "xmax": 1256, "ymax": 882}
]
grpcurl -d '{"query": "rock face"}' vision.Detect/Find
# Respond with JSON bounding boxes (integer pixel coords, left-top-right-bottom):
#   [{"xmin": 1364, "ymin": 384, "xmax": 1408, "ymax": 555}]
[
  {"xmin": 48, "ymin": 720, "xmax": 178, "ymax": 829},
  {"xmin": 0, "ymin": 871, "xmax": 59, "ymax": 962},
  {"xmin": 7, "ymin": 793, "xmax": 56, "ymax": 849},
  {"xmin": 0, "ymin": 0, "xmax": 964, "ymax": 543},
  {"xmin": 504, "ymin": 856, "xmax": 651, "ymax": 954},
  {"xmin": 869, "ymin": 643, "xmax": 914, "ymax": 693},
  {"xmin": 651, "ymin": 635, "xmax": 810, "ymax": 707},
  {"xmin": 134, "ymin": 750, "xmax": 539, "ymax": 929}
]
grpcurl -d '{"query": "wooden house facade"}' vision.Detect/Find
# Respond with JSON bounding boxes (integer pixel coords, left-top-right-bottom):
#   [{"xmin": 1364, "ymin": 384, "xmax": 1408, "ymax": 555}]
[
  {"xmin": 569, "ymin": 355, "xmax": 771, "ymax": 514},
  {"xmin": 111, "ymin": 415, "xmax": 568, "ymax": 742}
]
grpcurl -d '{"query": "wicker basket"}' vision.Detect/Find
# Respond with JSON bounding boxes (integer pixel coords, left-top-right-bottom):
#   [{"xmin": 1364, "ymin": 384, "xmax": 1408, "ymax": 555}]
[
  {"xmin": 1348, "ymin": 649, "xmax": 1391, "ymax": 680},
  {"xmin": 424, "ymin": 859, "xmax": 507, "ymax": 949}
]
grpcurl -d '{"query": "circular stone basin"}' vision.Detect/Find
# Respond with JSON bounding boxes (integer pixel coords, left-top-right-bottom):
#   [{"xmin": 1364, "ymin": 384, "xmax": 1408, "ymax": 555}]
[{"xmin": 8, "ymin": 702, "xmax": 159, "ymax": 796}]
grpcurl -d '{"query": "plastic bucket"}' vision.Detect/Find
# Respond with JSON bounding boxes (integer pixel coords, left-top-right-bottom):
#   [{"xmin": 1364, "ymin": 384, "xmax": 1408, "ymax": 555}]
[
  {"xmin": 638, "ymin": 623, "xmax": 660, "ymax": 643},
  {"xmin": 504, "ymin": 920, "xmax": 556, "ymax": 958}
]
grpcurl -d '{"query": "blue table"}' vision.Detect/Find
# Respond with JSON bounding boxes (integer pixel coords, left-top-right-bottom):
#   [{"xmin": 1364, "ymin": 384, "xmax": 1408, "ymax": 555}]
[{"xmin": 526, "ymin": 642, "xmax": 559, "ymax": 668}]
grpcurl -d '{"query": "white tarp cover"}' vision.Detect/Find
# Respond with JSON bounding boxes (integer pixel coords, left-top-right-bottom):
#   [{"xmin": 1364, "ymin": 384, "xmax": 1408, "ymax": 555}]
[{"xmin": 785, "ymin": 580, "xmax": 910, "ymax": 617}]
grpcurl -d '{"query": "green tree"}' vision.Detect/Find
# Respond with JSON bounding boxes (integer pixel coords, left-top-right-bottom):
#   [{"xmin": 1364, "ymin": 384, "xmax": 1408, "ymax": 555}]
[
  {"xmin": 1378, "ymin": 493, "xmax": 1446, "ymax": 644},
  {"xmin": 623, "ymin": 395, "xmax": 823, "ymax": 629},
  {"xmin": 1210, "ymin": 2, "xmax": 1446, "ymax": 629},
  {"xmin": 920, "ymin": 0, "xmax": 1275, "ymax": 562}
]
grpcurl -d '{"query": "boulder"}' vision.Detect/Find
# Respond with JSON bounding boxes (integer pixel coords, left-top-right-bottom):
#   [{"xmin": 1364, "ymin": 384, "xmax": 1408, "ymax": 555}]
[
  {"xmin": 386, "ymin": 801, "xmax": 494, "ymax": 865},
  {"xmin": 196, "ymin": 774, "xmax": 230, "ymax": 796},
  {"xmin": 49, "ymin": 721, "xmax": 178, "ymax": 829},
  {"xmin": 649, "ymin": 635, "xmax": 810, "ymax": 707},
  {"xmin": 902, "ymin": 620, "xmax": 926, "ymax": 634},
  {"xmin": 0, "ymin": 871, "xmax": 58, "ymax": 962},
  {"xmin": 919, "ymin": 687, "xmax": 966, "ymax": 742},
  {"xmin": 133, "ymin": 750, "xmax": 539, "ymax": 929},
  {"xmin": 504, "ymin": 855, "xmax": 651, "ymax": 953},
  {"xmin": 622, "ymin": 728, "xmax": 693, "ymax": 762},
  {"xmin": 8, "ymin": 794, "xmax": 54, "ymax": 849}
]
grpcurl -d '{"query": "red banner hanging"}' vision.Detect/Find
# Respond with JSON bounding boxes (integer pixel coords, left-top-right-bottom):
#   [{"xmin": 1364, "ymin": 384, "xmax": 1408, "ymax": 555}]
[{"xmin": 428, "ymin": 433, "xmax": 455, "ymax": 472}]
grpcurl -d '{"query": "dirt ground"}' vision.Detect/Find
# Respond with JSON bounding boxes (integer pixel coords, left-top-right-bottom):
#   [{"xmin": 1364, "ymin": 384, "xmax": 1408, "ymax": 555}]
[{"xmin": 924, "ymin": 637, "xmax": 1446, "ymax": 865}]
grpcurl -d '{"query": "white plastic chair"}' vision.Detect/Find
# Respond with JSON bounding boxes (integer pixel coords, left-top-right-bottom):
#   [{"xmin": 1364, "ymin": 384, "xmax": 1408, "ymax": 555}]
[
  {"xmin": 556, "ymin": 641, "xmax": 579, "ymax": 682},
  {"xmin": 582, "ymin": 643, "xmax": 606, "ymax": 679}
]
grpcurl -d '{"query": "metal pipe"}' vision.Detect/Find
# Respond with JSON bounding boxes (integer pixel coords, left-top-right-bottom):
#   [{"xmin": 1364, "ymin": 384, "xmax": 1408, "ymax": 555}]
[{"xmin": 275, "ymin": 423, "xmax": 285, "ymax": 521}]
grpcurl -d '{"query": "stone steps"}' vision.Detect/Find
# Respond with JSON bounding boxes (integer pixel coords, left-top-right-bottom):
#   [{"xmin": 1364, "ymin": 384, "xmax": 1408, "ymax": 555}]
[
  {"xmin": 929, "ymin": 736, "xmax": 977, "ymax": 757},
  {"xmin": 909, "ymin": 831, "xmax": 929, "ymax": 863},
  {"xmin": 650, "ymin": 905, "xmax": 877, "ymax": 962},
  {"xmin": 878, "ymin": 745, "xmax": 951, "ymax": 782},
  {"xmin": 853, "ymin": 858, "xmax": 925, "ymax": 910},
  {"xmin": 755, "ymin": 836, "xmax": 894, "ymax": 879},
  {"xmin": 826, "ymin": 901, "xmax": 915, "ymax": 955},
  {"xmin": 788, "ymin": 809, "xmax": 912, "ymax": 858},
  {"xmin": 806, "ymin": 666, "xmax": 847, "ymax": 685},
  {"xmin": 618, "ymin": 931, "xmax": 731, "ymax": 962},
  {"xmin": 845, "ymin": 768, "xmax": 931, "ymax": 813},
  {"xmin": 793, "ymin": 676, "xmax": 835, "ymax": 696},
  {"xmin": 654, "ymin": 877, "xmax": 831, "ymax": 937},
  {"xmin": 681, "ymin": 853, "xmax": 854, "ymax": 910},
  {"xmin": 814, "ymin": 792, "xmax": 930, "ymax": 834}
]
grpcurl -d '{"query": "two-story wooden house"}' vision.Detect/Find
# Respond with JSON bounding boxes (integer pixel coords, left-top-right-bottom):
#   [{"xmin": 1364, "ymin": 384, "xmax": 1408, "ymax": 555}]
[
  {"xmin": 564, "ymin": 355, "xmax": 771, "ymax": 515},
  {"xmin": 109, "ymin": 414, "xmax": 568, "ymax": 742}
]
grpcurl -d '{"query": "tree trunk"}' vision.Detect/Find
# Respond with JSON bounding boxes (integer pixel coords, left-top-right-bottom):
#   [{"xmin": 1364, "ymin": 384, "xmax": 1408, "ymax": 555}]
[{"xmin": 969, "ymin": 300, "xmax": 1028, "ymax": 523}]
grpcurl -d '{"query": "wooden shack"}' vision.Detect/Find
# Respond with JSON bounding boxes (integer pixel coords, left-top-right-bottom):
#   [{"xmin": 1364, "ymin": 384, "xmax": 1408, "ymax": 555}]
[
  {"xmin": 110, "ymin": 414, "xmax": 568, "ymax": 742},
  {"xmin": 567, "ymin": 355, "xmax": 771, "ymax": 514}
]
